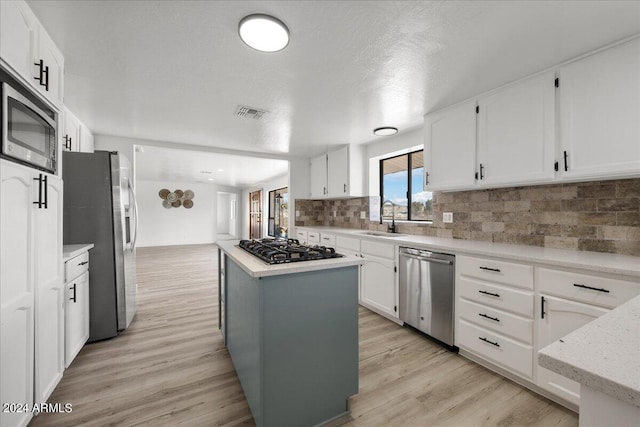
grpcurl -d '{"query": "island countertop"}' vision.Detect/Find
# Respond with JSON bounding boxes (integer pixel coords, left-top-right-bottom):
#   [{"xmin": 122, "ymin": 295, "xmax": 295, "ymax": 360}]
[
  {"xmin": 215, "ymin": 240, "xmax": 364, "ymax": 278},
  {"xmin": 538, "ymin": 294, "xmax": 640, "ymax": 408}
]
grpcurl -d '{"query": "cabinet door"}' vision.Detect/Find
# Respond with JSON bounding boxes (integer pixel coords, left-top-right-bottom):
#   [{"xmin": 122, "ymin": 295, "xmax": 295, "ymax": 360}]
[
  {"xmin": 361, "ymin": 254, "xmax": 397, "ymax": 318},
  {"xmin": 477, "ymin": 72, "xmax": 556, "ymax": 187},
  {"xmin": 65, "ymin": 271, "xmax": 89, "ymax": 367},
  {"xmin": 537, "ymin": 295, "xmax": 608, "ymax": 406},
  {"xmin": 0, "ymin": 0, "xmax": 38, "ymax": 83},
  {"xmin": 328, "ymin": 146, "xmax": 349, "ymax": 196},
  {"xmin": 310, "ymin": 154, "xmax": 327, "ymax": 198},
  {"xmin": 34, "ymin": 173, "xmax": 64, "ymax": 403},
  {"xmin": 558, "ymin": 38, "xmax": 640, "ymax": 180},
  {"xmin": 424, "ymin": 100, "xmax": 477, "ymax": 191},
  {"xmin": 80, "ymin": 125, "xmax": 95, "ymax": 153},
  {"xmin": 35, "ymin": 28, "xmax": 64, "ymax": 108},
  {"xmin": 0, "ymin": 160, "xmax": 35, "ymax": 427},
  {"xmin": 63, "ymin": 108, "xmax": 81, "ymax": 152}
]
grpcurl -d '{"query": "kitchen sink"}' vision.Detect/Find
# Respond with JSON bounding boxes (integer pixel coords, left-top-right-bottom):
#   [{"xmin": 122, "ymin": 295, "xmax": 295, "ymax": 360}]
[{"xmin": 358, "ymin": 231, "xmax": 407, "ymax": 238}]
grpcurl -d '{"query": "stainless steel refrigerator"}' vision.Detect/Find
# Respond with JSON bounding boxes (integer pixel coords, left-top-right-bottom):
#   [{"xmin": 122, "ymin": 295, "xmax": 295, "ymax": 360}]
[{"xmin": 63, "ymin": 151, "xmax": 138, "ymax": 341}]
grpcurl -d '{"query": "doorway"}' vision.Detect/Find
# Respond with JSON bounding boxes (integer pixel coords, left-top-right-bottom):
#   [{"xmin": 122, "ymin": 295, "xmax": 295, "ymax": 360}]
[
  {"xmin": 249, "ymin": 190, "xmax": 262, "ymax": 239},
  {"xmin": 216, "ymin": 192, "xmax": 237, "ymax": 241}
]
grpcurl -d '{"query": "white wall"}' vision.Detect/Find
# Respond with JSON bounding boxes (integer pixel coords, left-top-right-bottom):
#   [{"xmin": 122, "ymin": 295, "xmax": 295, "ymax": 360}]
[{"xmin": 135, "ymin": 180, "xmax": 218, "ymax": 247}]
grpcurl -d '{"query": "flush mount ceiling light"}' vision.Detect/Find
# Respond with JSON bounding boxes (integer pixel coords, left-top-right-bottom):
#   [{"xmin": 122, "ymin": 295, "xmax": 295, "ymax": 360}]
[
  {"xmin": 373, "ymin": 127, "xmax": 398, "ymax": 136},
  {"xmin": 239, "ymin": 14, "xmax": 289, "ymax": 52}
]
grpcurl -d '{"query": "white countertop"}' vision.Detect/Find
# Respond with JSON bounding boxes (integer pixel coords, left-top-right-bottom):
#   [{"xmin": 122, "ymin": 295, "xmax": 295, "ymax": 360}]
[
  {"xmin": 297, "ymin": 226, "xmax": 640, "ymax": 278},
  {"xmin": 538, "ymin": 294, "xmax": 640, "ymax": 407},
  {"xmin": 63, "ymin": 243, "xmax": 94, "ymax": 262},
  {"xmin": 216, "ymin": 240, "xmax": 364, "ymax": 278}
]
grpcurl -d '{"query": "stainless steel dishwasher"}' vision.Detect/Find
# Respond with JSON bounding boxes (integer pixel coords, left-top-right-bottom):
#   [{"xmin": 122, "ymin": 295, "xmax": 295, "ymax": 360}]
[{"xmin": 399, "ymin": 247, "xmax": 455, "ymax": 348}]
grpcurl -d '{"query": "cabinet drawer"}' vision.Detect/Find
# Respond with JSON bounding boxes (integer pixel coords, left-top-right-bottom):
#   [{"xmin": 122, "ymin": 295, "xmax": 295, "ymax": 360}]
[
  {"xmin": 458, "ymin": 319, "xmax": 533, "ymax": 379},
  {"xmin": 361, "ymin": 240, "xmax": 395, "ymax": 259},
  {"xmin": 295, "ymin": 230, "xmax": 307, "ymax": 242},
  {"xmin": 537, "ymin": 268, "xmax": 640, "ymax": 309},
  {"xmin": 458, "ymin": 298, "xmax": 533, "ymax": 344},
  {"xmin": 65, "ymin": 252, "xmax": 89, "ymax": 282},
  {"xmin": 336, "ymin": 236, "xmax": 360, "ymax": 252},
  {"xmin": 457, "ymin": 276, "xmax": 534, "ymax": 317},
  {"xmin": 457, "ymin": 255, "xmax": 533, "ymax": 289},
  {"xmin": 320, "ymin": 233, "xmax": 336, "ymax": 247},
  {"xmin": 307, "ymin": 231, "xmax": 320, "ymax": 244}
]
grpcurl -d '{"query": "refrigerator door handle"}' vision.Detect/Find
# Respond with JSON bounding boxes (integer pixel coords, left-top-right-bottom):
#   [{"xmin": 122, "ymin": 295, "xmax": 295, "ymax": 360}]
[{"xmin": 128, "ymin": 179, "xmax": 139, "ymax": 250}]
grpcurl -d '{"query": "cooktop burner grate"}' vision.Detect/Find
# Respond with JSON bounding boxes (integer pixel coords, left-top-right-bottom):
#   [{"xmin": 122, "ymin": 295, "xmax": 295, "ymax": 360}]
[{"xmin": 238, "ymin": 238, "xmax": 343, "ymax": 264}]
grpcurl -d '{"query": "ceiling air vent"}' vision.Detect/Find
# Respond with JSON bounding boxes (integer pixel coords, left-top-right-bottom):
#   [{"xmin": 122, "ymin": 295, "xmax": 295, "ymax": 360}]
[{"xmin": 235, "ymin": 105, "xmax": 267, "ymax": 119}]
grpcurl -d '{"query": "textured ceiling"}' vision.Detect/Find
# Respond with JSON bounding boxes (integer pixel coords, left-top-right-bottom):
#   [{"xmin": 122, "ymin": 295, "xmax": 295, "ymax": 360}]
[
  {"xmin": 135, "ymin": 145, "xmax": 289, "ymax": 186},
  {"xmin": 27, "ymin": 1, "xmax": 640, "ymax": 157}
]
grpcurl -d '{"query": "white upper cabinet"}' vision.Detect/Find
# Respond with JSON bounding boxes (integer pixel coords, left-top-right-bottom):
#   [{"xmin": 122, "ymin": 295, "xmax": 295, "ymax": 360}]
[
  {"xmin": 80, "ymin": 126, "xmax": 95, "ymax": 153},
  {"xmin": 423, "ymin": 100, "xmax": 477, "ymax": 191},
  {"xmin": 0, "ymin": 0, "xmax": 64, "ymax": 109},
  {"xmin": 477, "ymin": 71, "xmax": 556, "ymax": 187},
  {"xmin": 328, "ymin": 146, "xmax": 349, "ymax": 196},
  {"xmin": 63, "ymin": 108, "xmax": 81, "ymax": 152},
  {"xmin": 0, "ymin": 0, "xmax": 38, "ymax": 82},
  {"xmin": 558, "ymin": 37, "xmax": 640, "ymax": 181},
  {"xmin": 309, "ymin": 145, "xmax": 364, "ymax": 198},
  {"xmin": 36, "ymin": 28, "xmax": 65, "ymax": 108},
  {"xmin": 310, "ymin": 153, "xmax": 327, "ymax": 198}
]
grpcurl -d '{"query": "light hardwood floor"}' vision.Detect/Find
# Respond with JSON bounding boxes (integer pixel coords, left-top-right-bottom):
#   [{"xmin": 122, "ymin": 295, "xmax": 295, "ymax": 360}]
[{"xmin": 32, "ymin": 244, "xmax": 578, "ymax": 426}]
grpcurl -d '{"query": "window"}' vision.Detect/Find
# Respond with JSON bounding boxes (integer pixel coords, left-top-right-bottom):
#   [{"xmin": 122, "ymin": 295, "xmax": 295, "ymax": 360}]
[
  {"xmin": 380, "ymin": 150, "xmax": 433, "ymax": 221},
  {"xmin": 267, "ymin": 187, "xmax": 288, "ymax": 237}
]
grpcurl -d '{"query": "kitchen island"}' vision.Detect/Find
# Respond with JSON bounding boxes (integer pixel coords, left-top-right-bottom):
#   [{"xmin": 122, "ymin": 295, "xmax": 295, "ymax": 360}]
[{"xmin": 216, "ymin": 240, "xmax": 363, "ymax": 427}]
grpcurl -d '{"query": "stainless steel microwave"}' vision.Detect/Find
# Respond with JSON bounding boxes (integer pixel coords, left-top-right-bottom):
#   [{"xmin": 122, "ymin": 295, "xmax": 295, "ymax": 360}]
[{"xmin": 1, "ymin": 82, "xmax": 57, "ymax": 173}]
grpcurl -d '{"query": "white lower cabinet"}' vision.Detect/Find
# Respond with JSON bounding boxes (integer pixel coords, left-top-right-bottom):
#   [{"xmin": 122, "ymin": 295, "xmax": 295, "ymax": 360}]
[
  {"xmin": 65, "ymin": 271, "xmax": 89, "ymax": 367},
  {"xmin": 456, "ymin": 253, "xmax": 640, "ymax": 411},
  {"xmin": 360, "ymin": 240, "xmax": 398, "ymax": 319},
  {"xmin": 536, "ymin": 295, "xmax": 608, "ymax": 406}
]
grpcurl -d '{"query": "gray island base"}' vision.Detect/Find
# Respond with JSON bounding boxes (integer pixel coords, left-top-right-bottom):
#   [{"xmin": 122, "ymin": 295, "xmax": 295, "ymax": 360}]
[{"xmin": 219, "ymin": 242, "xmax": 360, "ymax": 427}]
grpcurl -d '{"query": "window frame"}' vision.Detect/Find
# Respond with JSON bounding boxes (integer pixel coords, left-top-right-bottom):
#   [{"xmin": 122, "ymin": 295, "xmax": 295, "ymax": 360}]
[{"xmin": 379, "ymin": 149, "xmax": 431, "ymax": 222}]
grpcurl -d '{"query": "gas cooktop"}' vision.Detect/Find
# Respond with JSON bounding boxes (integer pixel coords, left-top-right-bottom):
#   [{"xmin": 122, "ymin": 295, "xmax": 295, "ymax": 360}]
[{"xmin": 238, "ymin": 238, "xmax": 343, "ymax": 265}]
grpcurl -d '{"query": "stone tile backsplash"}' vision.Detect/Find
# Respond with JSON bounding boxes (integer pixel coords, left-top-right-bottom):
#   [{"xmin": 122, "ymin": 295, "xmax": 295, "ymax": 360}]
[{"xmin": 294, "ymin": 178, "xmax": 640, "ymax": 256}]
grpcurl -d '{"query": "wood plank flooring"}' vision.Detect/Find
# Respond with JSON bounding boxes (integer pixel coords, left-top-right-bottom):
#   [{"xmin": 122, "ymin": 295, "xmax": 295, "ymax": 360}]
[{"xmin": 31, "ymin": 244, "xmax": 578, "ymax": 426}]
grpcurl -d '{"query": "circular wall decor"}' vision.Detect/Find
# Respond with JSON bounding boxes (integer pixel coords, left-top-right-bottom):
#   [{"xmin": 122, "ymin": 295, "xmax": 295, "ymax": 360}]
[{"xmin": 159, "ymin": 189, "xmax": 195, "ymax": 209}]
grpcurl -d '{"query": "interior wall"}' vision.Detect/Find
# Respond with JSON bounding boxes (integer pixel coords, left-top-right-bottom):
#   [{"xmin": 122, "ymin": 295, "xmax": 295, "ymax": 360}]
[{"xmin": 135, "ymin": 180, "xmax": 217, "ymax": 247}]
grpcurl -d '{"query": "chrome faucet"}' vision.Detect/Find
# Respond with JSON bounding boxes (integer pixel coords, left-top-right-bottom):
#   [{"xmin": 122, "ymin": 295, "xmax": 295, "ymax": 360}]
[{"xmin": 380, "ymin": 200, "xmax": 397, "ymax": 233}]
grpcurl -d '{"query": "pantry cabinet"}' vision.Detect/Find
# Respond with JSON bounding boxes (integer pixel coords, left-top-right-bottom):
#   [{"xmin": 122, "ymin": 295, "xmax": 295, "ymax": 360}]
[
  {"xmin": 476, "ymin": 71, "xmax": 556, "ymax": 187},
  {"xmin": 33, "ymin": 169, "xmax": 64, "ymax": 404},
  {"xmin": 423, "ymin": 100, "xmax": 477, "ymax": 191},
  {"xmin": 0, "ymin": 0, "xmax": 64, "ymax": 109},
  {"xmin": 0, "ymin": 161, "xmax": 35, "ymax": 427},
  {"xmin": 557, "ymin": 37, "xmax": 640, "ymax": 181},
  {"xmin": 0, "ymin": 159, "xmax": 64, "ymax": 423}
]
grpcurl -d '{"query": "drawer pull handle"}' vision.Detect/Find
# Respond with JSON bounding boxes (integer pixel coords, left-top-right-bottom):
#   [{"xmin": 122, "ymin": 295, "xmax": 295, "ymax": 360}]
[
  {"xmin": 573, "ymin": 283, "xmax": 610, "ymax": 293},
  {"xmin": 78, "ymin": 261, "xmax": 88, "ymax": 266},
  {"xmin": 322, "ymin": 237, "xmax": 330, "ymax": 240},
  {"xmin": 478, "ymin": 290, "xmax": 500, "ymax": 298},
  {"xmin": 479, "ymin": 313, "xmax": 500, "ymax": 322},
  {"xmin": 479, "ymin": 266, "xmax": 501, "ymax": 272},
  {"xmin": 479, "ymin": 337, "xmax": 500, "ymax": 347}
]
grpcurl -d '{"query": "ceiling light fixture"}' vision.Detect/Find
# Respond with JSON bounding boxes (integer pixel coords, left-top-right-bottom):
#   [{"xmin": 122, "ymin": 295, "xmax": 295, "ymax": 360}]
[
  {"xmin": 373, "ymin": 127, "xmax": 398, "ymax": 136},
  {"xmin": 239, "ymin": 14, "xmax": 289, "ymax": 52}
]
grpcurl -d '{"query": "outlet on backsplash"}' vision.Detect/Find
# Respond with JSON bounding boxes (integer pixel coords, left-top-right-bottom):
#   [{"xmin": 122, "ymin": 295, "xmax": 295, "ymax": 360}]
[
  {"xmin": 443, "ymin": 212, "xmax": 453, "ymax": 223},
  {"xmin": 360, "ymin": 211, "xmax": 366, "ymax": 219}
]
